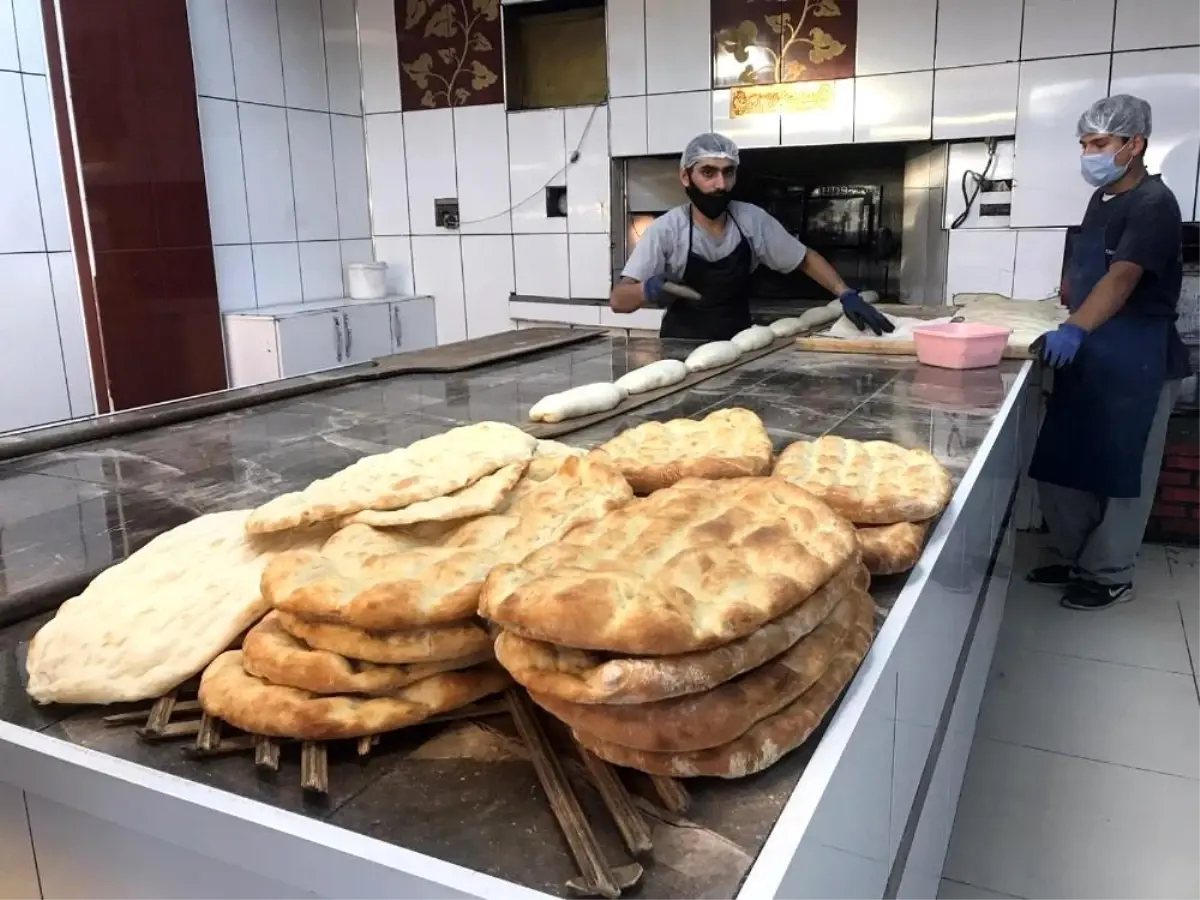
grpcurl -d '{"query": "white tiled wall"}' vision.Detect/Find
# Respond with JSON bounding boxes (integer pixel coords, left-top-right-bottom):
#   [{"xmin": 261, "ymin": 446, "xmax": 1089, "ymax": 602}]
[
  {"xmin": 0, "ymin": 0, "xmax": 94, "ymax": 432},
  {"xmin": 188, "ymin": 0, "xmax": 370, "ymax": 312}
]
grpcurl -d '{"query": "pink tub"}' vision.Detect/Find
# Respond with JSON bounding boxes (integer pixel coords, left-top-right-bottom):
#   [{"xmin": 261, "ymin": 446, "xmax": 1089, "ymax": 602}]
[{"xmin": 911, "ymin": 322, "xmax": 1013, "ymax": 370}]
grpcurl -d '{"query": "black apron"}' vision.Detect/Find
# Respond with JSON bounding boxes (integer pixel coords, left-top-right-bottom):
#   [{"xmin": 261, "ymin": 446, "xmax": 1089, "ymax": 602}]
[
  {"xmin": 1028, "ymin": 216, "xmax": 1188, "ymax": 498},
  {"xmin": 659, "ymin": 209, "xmax": 753, "ymax": 341}
]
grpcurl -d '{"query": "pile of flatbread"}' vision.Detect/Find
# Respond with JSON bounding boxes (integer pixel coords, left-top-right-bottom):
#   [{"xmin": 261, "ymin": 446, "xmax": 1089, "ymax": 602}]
[
  {"xmin": 480, "ymin": 470, "xmax": 877, "ymax": 779},
  {"xmin": 773, "ymin": 435, "xmax": 952, "ymax": 576}
]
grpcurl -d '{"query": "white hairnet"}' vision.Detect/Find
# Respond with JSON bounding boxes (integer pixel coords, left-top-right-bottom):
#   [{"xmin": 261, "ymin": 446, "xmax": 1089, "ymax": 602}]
[
  {"xmin": 680, "ymin": 133, "xmax": 740, "ymax": 169},
  {"xmin": 1076, "ymin": 94, "xmax": 1153, "ymax": 138}
]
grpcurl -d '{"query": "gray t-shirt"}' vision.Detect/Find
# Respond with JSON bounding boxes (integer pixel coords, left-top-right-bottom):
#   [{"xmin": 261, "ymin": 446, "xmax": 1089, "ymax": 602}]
[{"xmin": 621, "ymin": 201, "xmax": 807, "ymax": 283}]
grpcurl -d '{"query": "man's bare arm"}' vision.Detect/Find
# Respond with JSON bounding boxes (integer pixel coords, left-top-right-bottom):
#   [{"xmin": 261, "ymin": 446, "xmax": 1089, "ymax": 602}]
[
  {"xmin": 799, "ymin": 248, "xmax": 850, "ymax": 297},
  {"xmin": 610, "ymin": 276, "xmax": 645, "ymax": 314},
  {"xmin": 1068, "ymin": 261, "xmax": 1142, "ymax": 332}
]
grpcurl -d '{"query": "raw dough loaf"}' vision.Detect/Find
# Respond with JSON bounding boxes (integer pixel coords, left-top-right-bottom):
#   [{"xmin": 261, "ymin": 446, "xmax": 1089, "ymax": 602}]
[
  {"xmin": 730, "ymin": 325, "xmax": 775, "ymax": 352},
  {"xmin": 684, "ymin": 341, "xmax": 741, "ymax": 372},
  {"xmin": 774, "ymin": 436, "xmax": 952, "ymax": 525},
  {"xmin": 25, "ymin": 510, "xmax": 332, "ymax": 705},
  {"xmin": 529, "ymin": 383, "xmax": 624, "ymax": 423},
  {"xmin": 596, "ymin": 407, "xmax": 773, "ymax": 494},
  {"xmin": 277, "ymin": 611, "xmax": 492, "ymax": 664},
  {"xmin": 573, "ymin": 588, "xmax": 874, "ymax": 777},
  {"xmin": 494, "ymin": 562, "xmax": 866, "ymax": 705},
  {"xmin": 242, "ymin": 612, "xmax": 492, "ymax": 695},
  {"xmin": 246, "ymin": 422, "xmax": 537, "ymax": 534},
  {"xmin": 532, "ymin": 588, "xmax": 860, "ymax": 752},
  {"xmin": 614, "ymin": 360, "xmax": 689, "ymax": 395},
  {"xmin": 343, "ymin": 461, "xmax": 527, "ymax": 528},
  {"xmin": 480, "ymin": 476, "xmax": 858, "ymax": 655},
  {"xmin": 856, "ymin": 520, "xmax": 931, "ymax": 575},
  {"xmin": 768, "ymin": 317, "xmax": 804, "ymax": 337},
  {"xmin": 198, "ymin": 651, "xmax": 510, "ymax": 740},
  {"xmin": 264, "ymin": 455, "xmax": 632, "ymax": 630}
]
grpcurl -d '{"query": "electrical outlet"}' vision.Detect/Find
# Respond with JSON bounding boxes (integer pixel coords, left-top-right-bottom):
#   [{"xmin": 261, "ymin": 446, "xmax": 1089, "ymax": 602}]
[{"xmin": 435, "ymin": 198, "xmax": 459, "ymax": 229}]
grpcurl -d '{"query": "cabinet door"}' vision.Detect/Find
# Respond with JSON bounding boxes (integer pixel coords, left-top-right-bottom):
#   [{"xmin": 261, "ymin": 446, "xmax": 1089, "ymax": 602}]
[
  {"xmin": 275, "ymin": 311, "xmax": 344, "ymax": 378},
  {"xmin": 341, "ymin": 302, "xmax": 393, "ymax": 363},
  {"xmin": 392, "ymin": 298, "xmax": 438, "ymax": 353}
]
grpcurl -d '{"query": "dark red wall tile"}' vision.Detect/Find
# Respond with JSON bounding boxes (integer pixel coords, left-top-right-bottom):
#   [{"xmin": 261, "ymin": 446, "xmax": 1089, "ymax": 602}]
[
  {"xmin": 711, "ymin": 0, "xmax": 858, "ymax": 87},
  {"xmin": 395, "ymin": 0, "xmax": 504, "ymax": 109},
  {"xmin": 779, "ymin": 0, "xmax": 857, "ymax": 82}
]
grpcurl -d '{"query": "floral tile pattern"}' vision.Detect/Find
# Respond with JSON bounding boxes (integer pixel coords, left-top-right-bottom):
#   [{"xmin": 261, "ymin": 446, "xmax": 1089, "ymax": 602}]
[
  {"xmin": 713, "ymin": 0, "xmax": 857, "ymax": 87},
  {"xmin": 395, "ymin": 0, "xmax": 504, "ymax": 110}
]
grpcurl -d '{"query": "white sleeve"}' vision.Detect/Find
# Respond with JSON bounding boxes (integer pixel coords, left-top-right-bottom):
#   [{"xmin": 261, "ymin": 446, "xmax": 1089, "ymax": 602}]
[{"xmin": 619, "ymin": 220, "xmax": 672, "ymax": 283}]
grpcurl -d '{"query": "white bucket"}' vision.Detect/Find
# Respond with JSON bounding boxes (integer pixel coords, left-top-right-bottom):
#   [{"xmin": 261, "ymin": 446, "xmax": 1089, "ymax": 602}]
[{"xmin": 346, "ymin": 262, "xmax": 389, "ymax": 300}]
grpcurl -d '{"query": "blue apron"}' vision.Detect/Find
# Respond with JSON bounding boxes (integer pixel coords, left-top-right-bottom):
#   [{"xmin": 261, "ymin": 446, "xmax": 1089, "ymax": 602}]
[{"xmin": 1028, "ymin": 223, "xmax": 1185, "ymax": 498}]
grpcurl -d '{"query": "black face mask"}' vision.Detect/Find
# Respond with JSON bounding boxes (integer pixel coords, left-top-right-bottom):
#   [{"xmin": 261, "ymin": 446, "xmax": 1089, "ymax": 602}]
[{"xmin": 685, "ymin": 182, "xmax": 732, "ymax": 220}]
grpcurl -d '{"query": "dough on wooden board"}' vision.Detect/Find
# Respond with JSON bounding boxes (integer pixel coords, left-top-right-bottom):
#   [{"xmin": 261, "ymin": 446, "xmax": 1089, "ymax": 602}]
[
  {"xmin": 768, "ymin": 317, "xmax": 804, "ymax": 337},
  {"xmin": 529, "ymin": 383, "xmax": 624, "ymax": 423},
  {"xmin": 25, "ymin": 510, "xmax": 333, "ymax": 705},
  {"xmin": 684, "ymin": 341, "xmax": 741, "ymax": 372},
  {"xmin": 614, "ymin": 360, "xmax": 689, "ymax": 395},
  {"xmin": 532, "ymin": 587, "xmax": 861, "ymax": 752},
  {"xmin": 343, "ymin": 461, "xmax": 527, "ymax": 528},
  {"xmin": 264, "ymin": 455, "xmax": 632, "ymax": 630},
  {"xmin": 198, "ymin": 651, "xmax": 510, "ymax": 740},
  {"xmin": 276, "ymin": 611, "xmax": 493, "ymax": 664},
  {"xmin": 242, "ymin": 612, "xmax": 493, "ymax": 695},
  {"xmin": 774, "ymin": 436, "xmax": 952, "ymax": 525},
  {"xmin": 245, "ymin": 422, "xmax": 537, "ymax": 534},
  {"xmin": 730, "ymin": 325, "xmax": 775, "ymax": 352},
  {"xmin": 480, "ymin": 476, "xmax": 858, "ymax": 655},
  {"xmin": 493, "ymin": 561, "xmax": 867, "ymax": 705},
  {"xmin": 856, "ymin": 520, "xmax": 931, "ymax": 575},
  {"xmin": 572, "ymin": 588, "xmax": 875, "ymax": 777},
  {"xmin": 596, "ymin": 407, "xmax": 773, "ymax": 494}
]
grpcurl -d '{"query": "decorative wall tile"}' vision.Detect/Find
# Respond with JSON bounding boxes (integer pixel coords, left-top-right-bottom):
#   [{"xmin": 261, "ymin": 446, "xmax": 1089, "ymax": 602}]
[
  {"xmin": 396, "ymin": 0, "xmax": 503, "ymax": 110},
  {"xmin": 713, "ymin": 0, "xmax": 857, "ymax": 88}
]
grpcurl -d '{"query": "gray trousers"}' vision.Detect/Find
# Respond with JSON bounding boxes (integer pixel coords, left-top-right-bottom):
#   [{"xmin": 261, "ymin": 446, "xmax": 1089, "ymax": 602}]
[{"xmin": 1039, "ymin": 380, "xmax": 1181, "ymax": 586}]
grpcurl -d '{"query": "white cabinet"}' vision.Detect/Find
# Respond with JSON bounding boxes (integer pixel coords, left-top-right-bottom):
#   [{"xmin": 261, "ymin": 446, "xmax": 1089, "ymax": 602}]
[{"xmin": 223, "ymin": 295, "xmax": 437, "ymax": 388}]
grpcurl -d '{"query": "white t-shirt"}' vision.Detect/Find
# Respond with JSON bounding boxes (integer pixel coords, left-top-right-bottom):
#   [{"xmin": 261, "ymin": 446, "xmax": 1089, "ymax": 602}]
[{"xmin": 620, "ymin": 201, "xmax": 808, "ymax": 283}]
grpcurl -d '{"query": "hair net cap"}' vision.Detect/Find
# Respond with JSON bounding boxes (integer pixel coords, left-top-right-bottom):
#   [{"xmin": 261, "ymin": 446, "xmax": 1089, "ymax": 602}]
[
  {"xmin": 1076, "ymin": 94, "xmax": 1153, "ymax": 139},
  {"xmin": 681, "ymin": 133, "xmax": 740, "ymax": 169}
]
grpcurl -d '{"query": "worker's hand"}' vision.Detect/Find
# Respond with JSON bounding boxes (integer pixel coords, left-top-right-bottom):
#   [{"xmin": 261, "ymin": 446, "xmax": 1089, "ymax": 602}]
[
  {"xmin": 642, "ymin": 274, "xmax": 676, "ymax": 308},
  {"xmin": 1032, "ymin": 324, "xmax": 1087, "ymax": 368},
  {"xmin": 839, "ymin": 289, "xmax": 894, "ymax": 336}
]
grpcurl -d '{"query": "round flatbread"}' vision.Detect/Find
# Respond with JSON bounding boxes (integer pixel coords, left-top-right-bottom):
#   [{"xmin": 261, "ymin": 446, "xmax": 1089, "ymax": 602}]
[
  {"xmin": 856, "ymin": 520, "xmax": 931, "ymax": 575},
  {"xmin": 276, "ymin": 611, "xmax": 492, "ymax": 664}
]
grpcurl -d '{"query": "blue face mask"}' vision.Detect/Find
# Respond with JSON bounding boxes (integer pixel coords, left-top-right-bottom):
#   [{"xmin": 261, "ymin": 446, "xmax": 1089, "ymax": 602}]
[{"xmin": 1080, "ymin": 149, "xmax": 1129, "ymax": 188}]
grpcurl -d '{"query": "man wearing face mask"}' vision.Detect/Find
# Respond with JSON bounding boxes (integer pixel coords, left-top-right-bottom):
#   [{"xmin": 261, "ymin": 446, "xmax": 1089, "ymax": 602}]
[
  {"xmin": 1027, "ymin": 95, "xmax": 1190, "ymax": 611},
  {"xmin": 609, "ymin": 133, "xmax": 893, "ymax": 341}
]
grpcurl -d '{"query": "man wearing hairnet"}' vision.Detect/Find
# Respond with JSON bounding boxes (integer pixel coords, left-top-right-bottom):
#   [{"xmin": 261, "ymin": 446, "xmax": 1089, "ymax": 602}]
[
  {"xmin": 609, "ymin": 132, "xmax": 893, "ymax": 341},
  {"xmin": 1027, "ymin": 94, "xmax": 1190, "ymax": 611}
]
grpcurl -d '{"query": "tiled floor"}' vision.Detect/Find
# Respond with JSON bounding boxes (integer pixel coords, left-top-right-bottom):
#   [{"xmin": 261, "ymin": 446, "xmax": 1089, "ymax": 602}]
[{"xmin": 940, "ymin": 537, "xmax": 1200, "ymax": 900}]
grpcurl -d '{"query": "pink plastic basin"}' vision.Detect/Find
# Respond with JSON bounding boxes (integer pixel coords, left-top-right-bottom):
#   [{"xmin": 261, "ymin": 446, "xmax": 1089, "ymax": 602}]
[{"xmin": 911, "ymin": 322, "xmax": 1013, "ymax": 370}]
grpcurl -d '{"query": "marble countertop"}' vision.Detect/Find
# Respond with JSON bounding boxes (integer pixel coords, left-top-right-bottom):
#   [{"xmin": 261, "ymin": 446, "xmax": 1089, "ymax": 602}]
[{"xmin": 0, "ymin": 335, "xmax": 1024, "ymax": 898}]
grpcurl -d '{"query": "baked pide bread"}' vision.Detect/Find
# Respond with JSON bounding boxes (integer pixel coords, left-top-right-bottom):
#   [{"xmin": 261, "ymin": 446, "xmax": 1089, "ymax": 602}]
[
  {"xmin": 572, "ymin": 588, "xmax": 875, "ymax": 777},
  {"xmin": 773, "ymin": 436, "xmax": 952, "ymax": 525},
  {"xmin": 531, "ymin": 588, "xmax": 862, "ymax": 753},
  {"xmin": 198, "ymin": 651, "xmax": 511, "ymax": 740},
  {"xmin": 242, "ymin": 613, "xmax": 493, "ymax": 696},
  {"xmin": 275, "ymin": 612, "xmax": 492, "ymax": 665},
  {"xmin": 263, "ymin": 455, "xmax": 632, "ymax": 631},
  {"xmin": 494, "ymin": 561, "xmax": 867, "ymax": 704},
  {"xmin": 245, "ymin": 422, "xmax": 538, "ymax": 534},
  {"xmin": 25, "ymin": 510, "xmax": 331, "ymax": 706},
  {"xmin": 344, "ymin": 461, "xmax": 527, "ymax": 528},
  {"xmin": 596, "ymin": 408, "xmax": 773, "ymax": 494},
  {"xmin": 856, "ymin": 521, "xmax": 931, "ymax": 575},
  {"xmin": 480, "ymin": 477, "xmax": 858, "ymax": 655}
]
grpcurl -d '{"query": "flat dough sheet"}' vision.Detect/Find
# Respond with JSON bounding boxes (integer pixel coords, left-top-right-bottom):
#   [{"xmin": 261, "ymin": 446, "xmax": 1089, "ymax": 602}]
[
  {"xmin": 494, "ymin": 561, "xmax": 867, "ymax": 704},
  {"xmin": 774, "ymin": 436, "xmax": 952, "ymax": 525},
  {"xmin": 573, "ymin": 588, "xmax": 875, "ymax": 778},
  {"xmin": 25, "ymin": 510, "xmax": 332, "ymax": 705},
  {"xmin": 245, "ymin": 422, "xmax": 537, "ymax": 533},
  {"xmin": 480, "ymin": 476, "xmax": 858, "ymax": 655},
  {"xmin": 597, "ymin": 408, "xmax": 774, "ymax": 494}
]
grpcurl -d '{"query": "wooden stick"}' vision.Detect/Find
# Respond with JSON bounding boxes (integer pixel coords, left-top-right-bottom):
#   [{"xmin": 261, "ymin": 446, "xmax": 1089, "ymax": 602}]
[
  {"xmin": 577, "ymin": 748, "xmax": 653, "ymax": 857},
  {"xmin": 300, "ymin": 742, "xmax": 328, "ymax": 794},
  {"xmin": 103, "ymin": 699, "xmax": 201, "ymax": 726},
  {"xmin": 142, "ymin": 690, "xmax": 177, "ymax": 735},
  {"xmin": 649, "ymin": 776, "xmax": 690, "ymax": 814},
  {"xmin": 137, "ymin": 719, "xmax": 202, "ymax": 742},
  {"xmin": 506, "ymin": 689, "xmax": 621, "ymax": 899},
  {"xmin": 356, "ymin": 736, "xmax": 374, "ymax": 757},
  {"xmin": 195, "ymin": 714, "xmax": 221, "ymax": 752},
  {"xmin": 254, "ymin": 736, "xmax": 280, "ymax": 771}
]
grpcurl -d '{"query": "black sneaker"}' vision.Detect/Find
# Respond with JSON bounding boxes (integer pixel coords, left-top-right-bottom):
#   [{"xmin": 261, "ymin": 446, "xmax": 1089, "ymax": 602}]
[
  {"xmin": 1060, "ymin": 581, "xmax": 1134, "ymax": 611},
  {"xmin": 1026, "ymin": 564, "xmax": 1078, "ymax": 587}
]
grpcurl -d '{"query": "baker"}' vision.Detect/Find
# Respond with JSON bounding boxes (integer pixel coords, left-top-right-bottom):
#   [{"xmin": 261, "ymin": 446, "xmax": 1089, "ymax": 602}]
[
  {"xmin": 609, "ymin": 132, "xmax": 893, "ymax": 341},
  {"xmin": 1027, "ymin": 94, "xmax": 1190, "ymax": 611}
]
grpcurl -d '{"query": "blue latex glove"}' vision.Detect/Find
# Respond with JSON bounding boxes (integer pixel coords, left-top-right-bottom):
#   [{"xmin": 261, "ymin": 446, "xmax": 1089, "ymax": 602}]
[
  {"xmin": 642, "ymin": 274, "xmax": 675, "ymax": 308},
  {"xmin": 1032, "ymin": 324, "xmax": 1087, "ymax": 368},
  {"xmin": 839, "ymin": 289, "xmax": 895, "ymax": 336}
]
